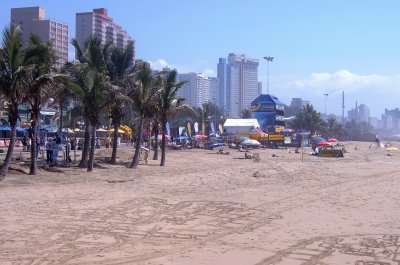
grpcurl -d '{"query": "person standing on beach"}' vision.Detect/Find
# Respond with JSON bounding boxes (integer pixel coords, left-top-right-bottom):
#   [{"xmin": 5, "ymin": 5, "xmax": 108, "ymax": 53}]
[
  {"xmin": 52, "ymin": 136, "xmax": 62, "ymax": 166},
  {"xmin": 45, "ymin": 138, "xmax": 53, "ymax": 164},
  {"xmin": 65, "ymin": 138, "xmax": 72, "ymax": 163}
]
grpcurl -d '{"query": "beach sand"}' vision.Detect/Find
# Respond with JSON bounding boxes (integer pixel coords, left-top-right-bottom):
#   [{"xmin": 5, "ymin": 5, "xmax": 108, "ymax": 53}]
[{"xmin": 0, "ymin": 141, "xmax": 399, "ymax": 264}]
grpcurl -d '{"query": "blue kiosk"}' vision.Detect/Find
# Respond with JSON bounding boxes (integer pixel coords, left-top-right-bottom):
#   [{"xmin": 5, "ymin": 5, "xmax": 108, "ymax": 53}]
[{"xmin": 251, "ymin": 94, "xmax": 286, "ymax": 133}]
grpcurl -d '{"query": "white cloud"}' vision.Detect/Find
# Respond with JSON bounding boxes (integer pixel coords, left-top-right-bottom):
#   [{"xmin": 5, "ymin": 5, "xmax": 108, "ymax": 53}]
[
  {"xmin": 149, "ymin": 59, "xmax": 216, "ymax": 77},
  {"xmin": 286, "ymin": 69, "xmax": 400, "ymax": 97},
  {"xmin": 149, "ymin": 59, "xmax": 169, "ymax": 70},
  {"xmin": 264, "ymin": 69, "xmax": 400, "ymax": 117}
]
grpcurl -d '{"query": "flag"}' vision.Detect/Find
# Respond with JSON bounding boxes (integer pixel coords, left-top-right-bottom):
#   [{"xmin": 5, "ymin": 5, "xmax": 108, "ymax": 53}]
[
  {"xmin": 219, "ymin": 124, "xmax": 223, "ymax": 134},
  {"xmin": 187, "ymin": 122, "xmax": 191, "ymax": 136},
  {"xmin": 166, "ymin": 122, "xmax": 170, "ymax": 136}
]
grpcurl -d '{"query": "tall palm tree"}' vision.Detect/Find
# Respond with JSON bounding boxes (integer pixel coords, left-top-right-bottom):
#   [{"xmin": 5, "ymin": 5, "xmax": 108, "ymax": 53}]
[
  {"xmin": 24, "ymin": 35, "xmax": 68, "ymax": 175},
  {"xmin": 0, "ymin": 25, "xmax": 42, "ymax": 179},
  {"xmin": 70, "ymin": 37, "xmax": 112, "ymax": 171},
  {"xmin": 128, "ymin": 63, "xmax": 159, "ymax": 169},
  {"xmin": 67, "ymin": 63, "xmax": 112, "ymax": 171},
  {"xmin": 291, "ymin": 104, "xmax": 326, "ymax": 133},
  {"xmin": 105, "ymin": 42, "xmax": 134, "ymax": 164},
  {"xmin": 158, "ymin": 70, "xmax": 190, "ymax": 166}
]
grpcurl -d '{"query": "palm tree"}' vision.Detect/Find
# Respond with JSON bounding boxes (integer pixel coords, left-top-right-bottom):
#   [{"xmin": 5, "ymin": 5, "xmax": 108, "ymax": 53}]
[
  {"xmin": 128, "ymin": 62, "xmax": 159, "ymax": 169},
  {"xmin": 291, "ymin": 104, "xmax": 326, "ymax": 133},
  {"xmin": 67, "ymin": 63, "xmax": 112, "ymax": 171},
  {"xmin": 70, "ymin": 37, "xmax": 112, "ymax": 171},
  {"xmin": 241, "ymin": 108, "xmax": 252, "ymax": 119},
  {"xmin": 105, "ymin": 42, "xmax": 134, "ymax": 164},
  {"xmin": 158, "ymin": 70, "xmax": 190, "ymax": 166},
  {"xmin": 24, "ymin": 35, "xmax": 68, "ymax": 175},
  {"xmin": 0, "ymin": 25, "xmax": 42, "ymax": 179},
  {"xmin": 324, "ymin": 117, "xmax": 347, "ymax": 140}
]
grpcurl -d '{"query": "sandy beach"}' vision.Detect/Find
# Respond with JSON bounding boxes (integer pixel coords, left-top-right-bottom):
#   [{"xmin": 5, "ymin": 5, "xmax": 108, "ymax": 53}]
[{"xmin": 1, "ymin": 141, "xmax": 399, "ymax": 265}]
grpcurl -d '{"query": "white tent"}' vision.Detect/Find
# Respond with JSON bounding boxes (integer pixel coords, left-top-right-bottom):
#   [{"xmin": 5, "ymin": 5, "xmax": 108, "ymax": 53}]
[{"xmin": 223, "ymin": 119, "xmax": 260, "ymax": 134}]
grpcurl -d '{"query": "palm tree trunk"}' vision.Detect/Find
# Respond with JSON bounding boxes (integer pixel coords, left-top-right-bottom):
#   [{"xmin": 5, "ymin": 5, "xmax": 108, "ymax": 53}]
[
  {"xmin": 79, "ymin": 119, "xmax": 90, "ymax": 168},
  {"xmin": 0, "ymin": 116, "xmax": 18, "ymax": 180},
  {"xmin": 29, "ymin": 118, "xmax": 38, "ymax": 175},
  {"xmin": 110, "ymin": 122, "xmax": 119, "ymax": 164},
  {"xmin": 87, "ymin": 124, "xmax": 96, "ymax": 172},
  {"xmin": 160, "ymin": 116, "xmax": 167, "ymax": 166},
  {"xmin": 130, "ymin": 117, "xmax": 143, "ymax": 169},
  {"xmin": 152, "ymin": 123, "xmax": 159, "ymax": 160}
]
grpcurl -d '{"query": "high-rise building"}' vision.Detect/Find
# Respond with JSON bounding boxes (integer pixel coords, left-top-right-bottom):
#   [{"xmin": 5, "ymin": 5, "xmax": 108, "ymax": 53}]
[
  {"xmin": 290, "ymin": 98, "xmax": 310, "ymax": 109},
  {"xmin": 348, "ymin": 102, "xmax": 370, "ymax": 124},
  {"xmin": 358, "ymin": 104, "xmax": 370, "ymax": 123},
  {"xmin": 76, "ymin": 8, "xmax": 134, "ymax": 58},
  {"xmin": 208, "ymin": 77, "xmax": 219, "ymax": 105},
  {"xmin": 258, "ymin": 82, "xmax": 263, "ymax": 95},
  {"xmin": 217, "ymin": 58, "xmax": 227, "ymax": 110},
  {"xmin": 178, "ymin": 73, "xmax": 210, "ymax": 108},
  {"xmin": 11, "ymin": 6, "xmax": 69, "ymax": 66},
  {"xmin": 226, "ymin": 53, "xmax": 259, "ymax": 118}
]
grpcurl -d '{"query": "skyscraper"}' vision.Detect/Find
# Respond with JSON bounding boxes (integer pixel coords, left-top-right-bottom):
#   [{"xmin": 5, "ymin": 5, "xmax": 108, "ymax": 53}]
[
  {"xmin": 76, "ymin": 8, "xmax": 134, "ymax": 58},
  {"xmin": 226, "ymin": 53, "xmax": 259, "ymax": 117},
  {"xmin": 11, "ymin": 6, "xmax": 69, "ymax": 66},
  {"xmin": 178, "ymin": 73, "xmax": 210, "ymax": 108},
  {"xmin": 208, "ymin": 77, "xmax": 219, "ymax": 105},
  {"xmin": 217, "ymin": 58, "xmax": 227, "ymax": 110}
]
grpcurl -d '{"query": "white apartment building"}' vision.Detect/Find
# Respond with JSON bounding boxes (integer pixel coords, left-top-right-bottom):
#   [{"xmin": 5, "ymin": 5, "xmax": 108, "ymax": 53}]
[
  {"xmin": 226, "ymin": 53, "xmax": 259, "ymax": 117},
  {"xmin": 178, "ymin": 73, "xmax": 211, "ymax": 108}
]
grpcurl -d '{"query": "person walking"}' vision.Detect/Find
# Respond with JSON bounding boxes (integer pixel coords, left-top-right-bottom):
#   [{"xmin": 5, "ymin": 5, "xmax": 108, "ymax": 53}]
[
  {"xmin": 65, "ymin": 139, "xmax": 72, "ymax": 163},
  {"xmin": 52, "ymin": 136, "xmax": 62, "ymax": 166},
  {"xmin": 45, "ymin": 138, "xmax": 53, "ymax": 164}
]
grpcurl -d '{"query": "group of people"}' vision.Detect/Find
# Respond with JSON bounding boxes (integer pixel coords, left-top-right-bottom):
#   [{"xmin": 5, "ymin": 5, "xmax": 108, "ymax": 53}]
[{"xmin": 44, "ymin": 136, "xmax": 72, "ymax": 165}]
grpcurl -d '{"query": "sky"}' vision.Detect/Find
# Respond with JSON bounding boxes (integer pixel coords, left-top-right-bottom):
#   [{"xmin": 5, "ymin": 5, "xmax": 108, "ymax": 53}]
[{"xmin": 1, "ymin": 0, "xmax": 400, "ymax": 117}]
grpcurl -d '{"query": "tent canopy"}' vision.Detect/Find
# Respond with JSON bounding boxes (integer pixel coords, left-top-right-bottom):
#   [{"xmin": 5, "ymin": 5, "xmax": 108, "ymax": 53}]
[{"xmin": 223, "ymin": 119, "xmax": 260, "ymax": 134}]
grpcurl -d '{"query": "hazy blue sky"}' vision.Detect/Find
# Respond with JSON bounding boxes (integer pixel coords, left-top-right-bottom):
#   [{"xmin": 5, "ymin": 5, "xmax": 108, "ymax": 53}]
[{"xmin": 1, "ymin": 1, "xmax": 399, "ymax": 117}]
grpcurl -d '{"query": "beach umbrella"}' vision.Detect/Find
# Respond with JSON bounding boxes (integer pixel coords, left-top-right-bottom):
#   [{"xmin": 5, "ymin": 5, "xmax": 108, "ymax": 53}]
[
  {"xmin": 175, "ymin": 135, "xmax": 189, "ymax": 141},
  {"xmin": 241, "ymin": 139, "xmax": 261, "ymax": 146},
  {"xmin": 281, "ymin": 128, "xmax": 295, "ymax": 133},
  {"xmin": 328, "ymin": 138, "xmax": 339, "ymax": 142},
  {"xmin": 194, "ymin": 134, "xmax": 208, "ymax": 140},
  {"xmin": 312, "ymin": 136, "xmax": 326, "ymax": 143},
  {"xmin": 316, "ymin": 141, "xmax": 331, "ymax": 147},
  {"xmin": 239, "ymin": 136, "xmax": 250, "ymax": 142},
  {"xmin": 209, "ymin": 133, "xmax": 220, "ymax": 138}
]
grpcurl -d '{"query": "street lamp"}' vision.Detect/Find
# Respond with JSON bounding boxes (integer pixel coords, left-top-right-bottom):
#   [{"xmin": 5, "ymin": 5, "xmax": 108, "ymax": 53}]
[
  {"xmin": 263, "ymin": 56, "xmax": 274, "ymax": 94},
  {"xmin": 323, "ymin": 93, "xmax": 329, "ymax": 115}
]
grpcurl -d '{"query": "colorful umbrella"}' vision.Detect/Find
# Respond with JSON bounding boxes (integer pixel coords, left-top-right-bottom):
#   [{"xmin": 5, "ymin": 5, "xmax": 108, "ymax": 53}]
[
  {"xmin": 328, "ymin": 138, "xmax": 339, "ymax": 142},
  {"xmin": 241, "ymin": 139, "xmax": 261, "ymax": 146},
  {"xmin": 194, "ymin": 134, "xmax": 208, "ymax": 140},
  {"xmin": 239, "ymin": 136, "xmax": 250, "ymax": 142},
  {"xmin": 316, "ymin": 141, "xmax": 332, "ymax": 147},
  {"xmin": 312, "ymin": 137, "xmax": 326, "ymax": 143}
]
